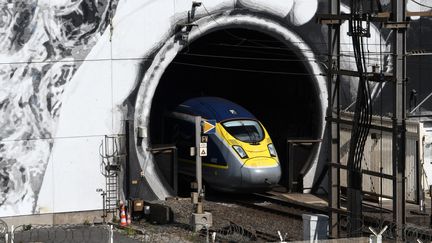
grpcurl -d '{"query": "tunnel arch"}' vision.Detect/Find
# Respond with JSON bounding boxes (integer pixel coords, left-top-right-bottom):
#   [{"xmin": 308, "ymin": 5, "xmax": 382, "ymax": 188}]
[{"xmin": 134, "ymin": 12, "xmax": 328, "ymax": 199}]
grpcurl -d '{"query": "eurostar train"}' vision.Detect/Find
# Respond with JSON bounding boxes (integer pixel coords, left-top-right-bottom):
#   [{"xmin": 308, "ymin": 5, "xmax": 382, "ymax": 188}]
[{"xmin": 163, "ymin": 97, "xmax": 281, "ymax": 192}]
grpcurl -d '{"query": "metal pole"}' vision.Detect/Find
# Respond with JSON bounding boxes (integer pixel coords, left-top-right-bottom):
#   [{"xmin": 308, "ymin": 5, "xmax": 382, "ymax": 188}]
[
  {"xmin": 288, "ymin": 142, "xmax": 294, "ymax": 192},
  {"xmin": 195, "ymin": 116, "xmax": 203, "ymax": 214},
  {"xmin": 392, "ymin": 0, "xmax": 407, "ymax": 240},
  {"xmin": 102, "ymin": 190, "xmax": 106, "ymax": 224},
  {"xmin": 109, "ymin": 225, "xmax": 113, "ymax": 243},
  {"xmin": 328, "ymin": 0, "xmax": 341, "ymax": 237},
  {"xmin": 430, "ymin": 185, "xmax": 432, "ymax": 228},
  {"xmin": 125, "ymin": 120, "xmax": 132, "ymax": 200},
  {"xmin": 11, "ymin": 225, "xmax": 14, "ymax": 243}
]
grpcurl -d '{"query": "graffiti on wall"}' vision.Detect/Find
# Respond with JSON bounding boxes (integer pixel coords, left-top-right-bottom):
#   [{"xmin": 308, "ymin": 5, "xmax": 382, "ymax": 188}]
[{"xmin": 0, "ymin": 0, "xmax": 117, "ymax": 216}]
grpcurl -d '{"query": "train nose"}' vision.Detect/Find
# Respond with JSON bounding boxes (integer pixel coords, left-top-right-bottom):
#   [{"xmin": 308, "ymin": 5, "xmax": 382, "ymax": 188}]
[{"xmin": 241, "ymin": 164, "xmax": 281, "ymax": 188}]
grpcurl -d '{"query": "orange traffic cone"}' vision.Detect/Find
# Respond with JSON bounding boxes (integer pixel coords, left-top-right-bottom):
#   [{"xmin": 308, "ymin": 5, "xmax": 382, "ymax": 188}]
[
  {"xmin": 120, "ymin": 203, "xmax": 128, "ymax": 226},
  {"xmin": 127, "ymin": 211, "xmax": 132, "ymax": 225}
]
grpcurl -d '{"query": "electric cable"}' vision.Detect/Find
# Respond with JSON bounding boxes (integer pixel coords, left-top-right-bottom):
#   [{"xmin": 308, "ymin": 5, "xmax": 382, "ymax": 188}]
[
  {"xmin": 178, "ymin": 52, "xmax": 318, "ymax": 62},
  {"xmin": 208, "ymin": 42, "xmax": 392, "ymax": 54},
  {"xmin": 201, "ymin": 3, "xmax": 270, "ymax": 49},
  {"xmin": 171, "ymin": 61, "xmax": 324, "ymax": 76},
  {"xmin": 346, "ymin": 0, "xmax": 374, "ymax": 235},
  {"xmin": 412, "ymin": 0, "xmax": 432, "ymax": 9}
]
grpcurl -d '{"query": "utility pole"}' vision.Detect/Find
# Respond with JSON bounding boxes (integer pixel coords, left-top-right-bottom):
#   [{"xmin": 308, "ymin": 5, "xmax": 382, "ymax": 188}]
[
  {"xmin": 327, "ymin": 0, "xmax": 341, "ymax": 238},
  {"xmin": 392, "ymin": 0, "xmax": 407, "ymax": 240}
]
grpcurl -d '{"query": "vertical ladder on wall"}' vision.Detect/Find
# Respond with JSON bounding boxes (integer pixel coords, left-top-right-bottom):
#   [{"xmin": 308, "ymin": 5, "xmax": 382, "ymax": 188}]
[
  {"xmin": 100, "ymin": 135, "xmax": 126, "ymax": 220},
  {"xmin": 105, "ymin": 170, "xmax": 118, "ymax": 214}
]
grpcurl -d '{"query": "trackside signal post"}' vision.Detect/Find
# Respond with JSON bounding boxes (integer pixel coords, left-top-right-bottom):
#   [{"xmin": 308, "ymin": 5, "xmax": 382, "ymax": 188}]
[
  {"xmin": 193, "ymin": 116, "xmax": 203, "ymax": 214},
  {"xmin": 190, "ymin": 116, "xmax": 213, "ymax": 231}
]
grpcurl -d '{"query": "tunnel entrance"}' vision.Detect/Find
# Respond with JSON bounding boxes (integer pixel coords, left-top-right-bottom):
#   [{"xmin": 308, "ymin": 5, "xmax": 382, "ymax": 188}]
[{"xmin": 149, "ymin": 28, "xmax": 322, "ymax": 191}]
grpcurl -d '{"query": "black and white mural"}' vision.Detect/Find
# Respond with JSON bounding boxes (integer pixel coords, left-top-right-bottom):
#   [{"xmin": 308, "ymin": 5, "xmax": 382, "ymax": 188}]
[
  {"xmin": 0, "ymin": 0, "xmax": 431, "ymax": 217},
  {"xmin": 0, "ymin": 0, "xmax": 117, "ymax": 216}
]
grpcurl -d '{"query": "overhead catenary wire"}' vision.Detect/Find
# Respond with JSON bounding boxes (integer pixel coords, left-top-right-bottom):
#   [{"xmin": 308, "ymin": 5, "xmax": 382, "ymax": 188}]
[
  {"xmin": 218, "ymin": 38, "xmax": 390, "ymax": 46},
  {"xmin": 179, "ymin": 52, "xmax": 382, "ymax": 69},
  {"xmin": 208, "ymin": 42, "xmax": 393, "ymax": 55},
  {"xmin": 178, "ymin": 52, "xmax": 319, "ymax": 62},
  {"xmin": 200, "ymin": 3, "xmax": 272, "ymax": 49},
  {"xmin": 171, "ymin": 61, "xmax": 324, "ymax": 76}
]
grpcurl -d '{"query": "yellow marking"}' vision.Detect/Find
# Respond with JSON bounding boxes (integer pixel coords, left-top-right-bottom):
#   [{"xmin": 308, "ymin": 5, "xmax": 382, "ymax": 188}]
[
  {"xmin": 202, "ymin": 120, "xmax": 216, "ymax": 134},
  {"xmin": 179, "ymin": 158, "xmax": 229, "ymax": 169},
  {"xmin": 220, "ymin": 122, "xmax": 278, "ymax": 168},
  {"xmin": 243, "ymin": 157, "xmax": 279, "ymax": 168},
  {"xmin": 245, "ymin": 147, "xmax": 266, "ymax": 153}
]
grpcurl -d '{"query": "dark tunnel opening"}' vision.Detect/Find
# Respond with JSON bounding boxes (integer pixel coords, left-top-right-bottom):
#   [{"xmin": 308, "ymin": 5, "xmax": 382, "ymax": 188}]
[{"xmin": 149, "ymin": 28, "xmax": 321, "ymax": 190}]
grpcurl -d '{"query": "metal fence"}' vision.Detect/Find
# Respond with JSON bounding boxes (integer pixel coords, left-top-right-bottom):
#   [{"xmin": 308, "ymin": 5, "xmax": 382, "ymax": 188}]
[
  {"xmin": 336, "ymin": 215, "xmax": 432, "ymax": 242},
  {"xmin": 0, "ymin": 222, "xmax": 114, "ymax": 243},
  {"xmin": 0, "ymin": 221, "xmax": 212, "ymax": 243}
]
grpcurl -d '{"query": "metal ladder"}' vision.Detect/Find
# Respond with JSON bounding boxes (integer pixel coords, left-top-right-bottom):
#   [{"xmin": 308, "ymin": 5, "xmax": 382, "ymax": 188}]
[
  {"xmin": 100, "ymin": 135, "xmax": 126, "ymax": 220},
  {"xmin": 105, "ymin": 170, "xmax": 119, "ymax": 214}
]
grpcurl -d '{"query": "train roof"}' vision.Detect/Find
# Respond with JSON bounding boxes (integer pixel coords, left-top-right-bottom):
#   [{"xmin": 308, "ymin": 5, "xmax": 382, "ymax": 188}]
[{"xmin": 175, "ymin": 97, "xmax": 256, "ymax": 122}]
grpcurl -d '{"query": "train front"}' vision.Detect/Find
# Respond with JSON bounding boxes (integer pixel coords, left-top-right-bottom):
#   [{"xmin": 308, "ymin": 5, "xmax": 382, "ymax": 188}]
[{"xmin": 220, "ymin": 119, "xmax": 282, "ymax": 191}]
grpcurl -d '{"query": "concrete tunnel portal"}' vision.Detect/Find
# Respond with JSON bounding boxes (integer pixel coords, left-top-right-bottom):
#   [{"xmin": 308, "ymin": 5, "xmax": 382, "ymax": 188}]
[
  {"xmin": 134, "ymin": 13, "xmax": 328, "ymax": 199},
  {"xmin": 149, "ymin": 29, "xmax": 323, "ymax": 192}
]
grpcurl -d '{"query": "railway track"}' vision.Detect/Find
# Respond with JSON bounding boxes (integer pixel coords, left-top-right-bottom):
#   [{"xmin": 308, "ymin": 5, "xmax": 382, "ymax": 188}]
[
  {"xmin": 253, "ymin": 192, "xmax": 328, "ymax": 214},
  {"xmin": 204, "ymin": 192, "xmax": 315, "ymax": 241},
  {"xmin": 207, "ymin": 221, "xmax": 284, "ymax": 242},
  {"xmin": 210, "ymin": 193, "xmax": 327, "ymax": 242},
  {"xmin": 207, "ymin": 191, "xmax": 432, "ymax": 241},
  {"xmin": 250, "ymin": 192, "xmax": 432, "ymax": 241},
  {"xmin": 224, "ymin": 192, "xmax": 328, "ymax": 221},
  {"xmin": 206, "ymin": 190, "xmax": 432, "ymax": 241}
]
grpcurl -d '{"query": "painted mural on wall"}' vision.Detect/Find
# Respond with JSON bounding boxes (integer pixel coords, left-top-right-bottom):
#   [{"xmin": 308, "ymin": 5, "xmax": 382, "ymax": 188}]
[
  {"xmin": 0, "ymin": 0, "xmax": 117, "ymax": 216},
  {"xmin": 0, "ymin": 0, "xmax": 430, "ymax": 217}
]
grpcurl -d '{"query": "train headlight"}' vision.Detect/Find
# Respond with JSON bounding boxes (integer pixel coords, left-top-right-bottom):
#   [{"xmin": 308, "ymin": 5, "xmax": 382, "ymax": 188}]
[
  {"xmin": 268, "ymin": 144, "xmax": 277, "ymax": 157},
  {"xmin": 232, "ymin": 145, "xmax": 248, "ymax": 159}
]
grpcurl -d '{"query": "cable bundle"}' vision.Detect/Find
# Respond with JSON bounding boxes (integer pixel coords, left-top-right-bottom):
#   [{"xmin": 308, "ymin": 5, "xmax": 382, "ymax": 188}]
[
  {"xmin": 347, "ymin": 0, "xmax": 373, "ymax": 191},
  {"xmin": 346, "ymin": 0, "xmax": 374, "ymax": 236}
]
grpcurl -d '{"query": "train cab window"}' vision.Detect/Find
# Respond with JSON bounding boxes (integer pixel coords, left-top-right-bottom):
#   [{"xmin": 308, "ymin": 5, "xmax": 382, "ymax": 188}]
[{"xmin": 222, "ymin": 120, "xmax": 264, "ymax": 143}]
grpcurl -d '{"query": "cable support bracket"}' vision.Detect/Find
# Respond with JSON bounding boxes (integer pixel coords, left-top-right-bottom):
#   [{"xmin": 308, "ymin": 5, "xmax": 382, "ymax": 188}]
[
  {"xmin": 383, "ymin": 21, "xmax": 410, "ymax": 29},
  {"xmin": 317, "ymin": 12, "xmax": 390, "ymax": 25},
  {"xmin": 331, "ymin": 69, "xmax": 393, "ymax": 82},
  {"xmin": 325, "ymin": 117, "xmax": 393, "ymax": 132}
]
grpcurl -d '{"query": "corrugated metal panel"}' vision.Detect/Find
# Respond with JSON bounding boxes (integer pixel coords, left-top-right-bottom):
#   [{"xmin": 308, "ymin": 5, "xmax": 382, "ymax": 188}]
[{"xmin": 339, "ymin": 112, "xmax": 418, "ymax": 202}]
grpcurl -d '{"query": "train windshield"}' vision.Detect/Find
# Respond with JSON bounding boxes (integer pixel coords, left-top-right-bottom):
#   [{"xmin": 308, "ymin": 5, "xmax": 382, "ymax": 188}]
[{"xmin": 222, "ymin": 120, "xmax": 264, "ymax": 143}]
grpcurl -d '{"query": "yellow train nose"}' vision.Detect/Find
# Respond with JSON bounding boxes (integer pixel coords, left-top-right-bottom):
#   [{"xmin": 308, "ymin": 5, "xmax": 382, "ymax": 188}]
[{"xmin": 243, "ymin": 157, "xmax": 279, "ymax": 168}]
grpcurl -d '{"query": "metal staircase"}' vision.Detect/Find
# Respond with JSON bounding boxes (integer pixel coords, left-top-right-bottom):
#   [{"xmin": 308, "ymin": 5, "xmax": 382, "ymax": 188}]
[{"xmin": 100, "ymin": 135, "xmax": 126, "ymax": 220}]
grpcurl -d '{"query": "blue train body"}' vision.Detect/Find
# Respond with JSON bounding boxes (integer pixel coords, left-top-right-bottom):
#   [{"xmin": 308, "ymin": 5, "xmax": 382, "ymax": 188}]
[{"xmin": 164, "ymin": 97, "xmax": 281, "ymax": 192}]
